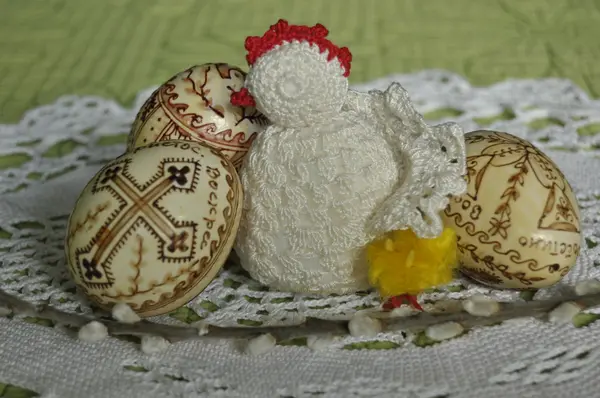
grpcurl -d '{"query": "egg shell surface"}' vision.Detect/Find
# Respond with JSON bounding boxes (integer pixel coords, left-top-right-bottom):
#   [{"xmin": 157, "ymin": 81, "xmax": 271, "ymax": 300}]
[
  {"xmin": 443, "ymin": 130, "xmax": 582, "ymax": 289},
  {"xmin": 65, "ymin": 140, "xmax": 242, "ymax": 317},
  {"xmin": 128, "ymin": 63, "xmax": 269, "ymax": 169}
]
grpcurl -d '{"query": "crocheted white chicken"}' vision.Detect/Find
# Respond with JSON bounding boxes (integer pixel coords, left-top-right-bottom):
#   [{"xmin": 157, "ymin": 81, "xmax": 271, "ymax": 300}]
[{"xmin": 230, "ymin": 19, "xmax": 467, "ymax": 295}]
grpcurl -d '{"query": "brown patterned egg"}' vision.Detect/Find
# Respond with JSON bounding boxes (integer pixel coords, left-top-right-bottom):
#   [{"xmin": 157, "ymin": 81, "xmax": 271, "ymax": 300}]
[
  {"xmin": 65, "ymin": 140, "xmax": 242, "ymax": 317},
  {"xmin": 443, "ymin": 130, "xmax": 582, "ymax": 289},
  {"xmin": 128, "ymin": 63, "xmax": 269, "ymax": 169}
]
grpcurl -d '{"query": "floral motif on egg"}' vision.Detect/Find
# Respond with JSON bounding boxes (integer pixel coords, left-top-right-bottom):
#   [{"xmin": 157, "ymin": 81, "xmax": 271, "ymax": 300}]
[
  {"xmin": 128, "ymin": 63, "xmax": 269, "ymax": 169},
  {"xmin": 65, "ymin": 140, "xmax": 243, "ymax": 317},
  {"xmin": 443, "ymin": 130, "xmax": 581, "ymax": 289}
]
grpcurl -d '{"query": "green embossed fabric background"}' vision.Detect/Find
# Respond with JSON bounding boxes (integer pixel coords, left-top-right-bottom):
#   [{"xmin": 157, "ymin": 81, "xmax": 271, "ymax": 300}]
[{"xmin": 1, "ymin": 0, "xmax": 600, "ymax": 123}]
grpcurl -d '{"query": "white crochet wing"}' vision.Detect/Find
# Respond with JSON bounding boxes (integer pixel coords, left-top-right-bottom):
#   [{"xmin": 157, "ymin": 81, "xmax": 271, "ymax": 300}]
[{"xmin": 344, "ymin": 83, "xmax": 467, "ymax": 238}]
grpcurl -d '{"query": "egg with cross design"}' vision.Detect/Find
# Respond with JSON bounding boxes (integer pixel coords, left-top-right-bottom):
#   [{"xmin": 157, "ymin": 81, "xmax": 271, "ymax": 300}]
[
  {"xmin": 442, "ymin": 130, "xmax": 582, "ymax": 289},
  {"xmin": 65, "ymin": 140, "xmax": 243, "ymax": 317},
  {"xmin": 128, "ymin": 63, "xmax": 270, "ymax": 169}
]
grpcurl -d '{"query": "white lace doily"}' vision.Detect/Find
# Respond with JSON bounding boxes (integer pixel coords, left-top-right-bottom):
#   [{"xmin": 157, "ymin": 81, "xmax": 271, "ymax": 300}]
[{"xmin": 2, "ymin": 70, "xmax": 600, "ymax": 398}]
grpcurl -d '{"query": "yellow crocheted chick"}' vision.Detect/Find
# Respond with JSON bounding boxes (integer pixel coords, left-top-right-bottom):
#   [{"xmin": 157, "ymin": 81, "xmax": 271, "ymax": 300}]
[{"xmin": 366, "ymin": 227, "xmax": 459, "ymax": 309}]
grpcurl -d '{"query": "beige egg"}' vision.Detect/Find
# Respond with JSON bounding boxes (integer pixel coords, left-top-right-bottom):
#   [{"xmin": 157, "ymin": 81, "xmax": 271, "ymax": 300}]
[
  {"xmin": 128, "ymin": 63, "xmax": 269, "ymax": 169},
  {"xmin": 65, "ymin": 140, "xmax": 243, "ymax": 317},
  {"xmin": 443, "ymin": 130, "xmax": 582, "ymax": 289}
]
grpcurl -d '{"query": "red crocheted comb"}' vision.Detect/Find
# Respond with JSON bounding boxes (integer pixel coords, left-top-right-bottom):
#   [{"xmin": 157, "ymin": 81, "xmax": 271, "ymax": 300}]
[
  {"xmin": 244, "ymin": 19, "xmax": 352, "ymax": 77},
  {"xmin": 230, "ymin": 19, "xmax": 352, "ymax": 108}
]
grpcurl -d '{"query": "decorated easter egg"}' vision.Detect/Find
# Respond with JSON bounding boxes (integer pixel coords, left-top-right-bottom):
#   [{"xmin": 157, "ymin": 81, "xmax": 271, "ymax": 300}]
[
  {"xmin": 443, "ymin": 130, "xmax": 581, "ymax": 289},
  {"xmin": 65, "ymin": 140, "xmax": 243, "ymax": 317},
  {"xmin": 128, "ymin": 63, "xmax": 269, "ymax": 169}
]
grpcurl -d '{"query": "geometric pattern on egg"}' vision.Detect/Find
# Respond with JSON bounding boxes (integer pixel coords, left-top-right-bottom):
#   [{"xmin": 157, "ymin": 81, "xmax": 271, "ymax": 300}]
[
  {"xmin": 127, "ymin": 63, "xmax": 270, "ymax": 169},
  {"xmin": 443, "ymin": 130, "xmax": 582, "ymax": 289},
  {"xmin": 65, "ymin": 140, "xmax": 243, "ymax": 317}
]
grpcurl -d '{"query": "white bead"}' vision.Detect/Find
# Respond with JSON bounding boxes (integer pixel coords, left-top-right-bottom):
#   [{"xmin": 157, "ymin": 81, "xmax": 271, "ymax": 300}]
[
  {"xmin": 192, "ymin": 320, "xmax": 209, "ymax": 336},
  {"xmin": 306, "ymin": 335, "xmax": 335, "ymax": 351},
  {"xmin": 111, "ymin": 303, "xmax": 141, "ymax": 324},
  {"xmin": 141, "ymin": 335, "xmax": 170, "ymax": 354},
  {"xmin": 425, "ymin": 322, "xmax": 464, "ymax": 341},
  {"xmin": 548, "ymin": 302, "xmax": 582, "ymax": 324},
  {"xmin": 348, "ymin": 314, "xmax": 382, "ymax": 338},
  {"xmin": 390, "ymin": 306, "xmax": 418, "ymax": 318},
  {"xmin": 463, "ymin": 295, "xmax": 501, "ymax": 316},
  {"xmin": 78, "ymin": 321, "xmax": 108, "ymax": 343},
  {"xmin": 245, "ymin": 333, "xmax": 276, "ymax": 355},
  {"xmin": 575, "ymin": 279, "xmax": 600, "ymax": 296}
]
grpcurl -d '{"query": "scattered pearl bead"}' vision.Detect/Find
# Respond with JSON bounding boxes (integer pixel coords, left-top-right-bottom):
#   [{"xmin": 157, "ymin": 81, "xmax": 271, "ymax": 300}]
[
  {"xmin": 245, "ymin": 333, "xmax": 276, "ymax": 355},
  {"xmin": 463, "ymin": 295, "xmax": 501, "ymax": 317},
  {"xmin": 141, "ymin": 335, "xmax": 170, "ymax": 354},
  {"xmin": 390, "ymin": 306, "xmax": 418, "ymax": 318},
  {"xmin": 306, "ymin": 335, "xmax": 335, "ymax": 351},
  {"xmin": 111, "ymin": 303, "xmax": 141, "ymax": 324},
  {"xmin": 348, "ymin": 314, "xmax": 382, "ymax": 338},
  {"xmin": 78, "ymin": 321, "xmax": 108, "ymax": 343},
  {"xmin": 548, "ymin": 302, "xmax": 582, "ymax": 324},
  {"xmin": 425, "ymin": 322, "xmax": 464, "ymax": 341},
  {"xmin": 192, "ymin": 320, "xmax": 210, "ymax": 336}
]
